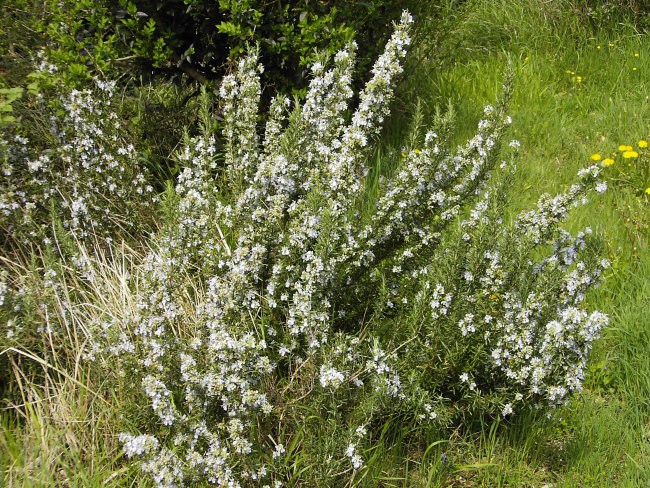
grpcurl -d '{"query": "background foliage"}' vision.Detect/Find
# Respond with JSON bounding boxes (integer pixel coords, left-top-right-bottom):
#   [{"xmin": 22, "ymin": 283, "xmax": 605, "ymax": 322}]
[{"xmin": 26, "ymin": 0, "xmax": 436, "ymax": 94}]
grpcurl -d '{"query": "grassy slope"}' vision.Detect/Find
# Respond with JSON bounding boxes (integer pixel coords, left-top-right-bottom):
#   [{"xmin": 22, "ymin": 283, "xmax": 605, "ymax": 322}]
[{"xmin": 368, "ymin": 0, "xmax": 649, "ymax": 485}]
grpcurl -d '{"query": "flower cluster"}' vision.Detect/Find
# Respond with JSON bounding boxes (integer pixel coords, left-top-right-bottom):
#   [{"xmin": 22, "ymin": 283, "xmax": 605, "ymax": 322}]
[{"xmin": 591, "ymin": 139, "xmax": 649, "ymax": 198}]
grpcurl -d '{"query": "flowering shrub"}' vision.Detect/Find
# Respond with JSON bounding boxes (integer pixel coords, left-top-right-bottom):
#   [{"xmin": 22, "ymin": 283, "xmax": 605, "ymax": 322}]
[
  {"xmin": 89, "ymin": 12, "xmax": 610, "ymax": 487},
  {"xmin": 0, "ymin": 76, "xmax": 155, "ymax": 251},
  {"xmin": 0, "ymin": 75, "xmax": 156, "ymax": 390}
]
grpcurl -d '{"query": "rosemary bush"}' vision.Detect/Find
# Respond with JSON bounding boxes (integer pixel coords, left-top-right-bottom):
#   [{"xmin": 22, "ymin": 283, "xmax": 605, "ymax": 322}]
[
  {"xmin": 0, "ymin": 75, "xmax": 155, "ymax": 252},
  {"xmin": 73, "ymin": 12, "xmax": 612, "ymax": 487},
  {"xmin": 0, "ymin": 73, "xmax": 157, "ymax": 393}
]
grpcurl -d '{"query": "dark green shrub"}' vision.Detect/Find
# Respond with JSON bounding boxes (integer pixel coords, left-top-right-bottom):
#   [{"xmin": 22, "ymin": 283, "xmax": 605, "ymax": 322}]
[{"xmin": 39, "ymin": 0, "xmax": 433, "ymax": 94}]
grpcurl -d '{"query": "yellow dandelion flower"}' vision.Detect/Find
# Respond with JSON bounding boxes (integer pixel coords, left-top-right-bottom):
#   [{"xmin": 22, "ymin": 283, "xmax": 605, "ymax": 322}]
[
  {"xmin": 414, "ymin": 148, "xmax": 421, "ymax": 155},
  {"xmin": 646, "ymin": 187, "xmax": 650, "ymax": 195},
  {"xmin": 619, "ymin": 145, "xmax": 633, "ymax": 152},
  {"xmin": 623, "ymin": 150, "xmax": 639, "ymax": 159},
  {"xmin": 602, "ymin": 158, "xmax": 615, "ymax": 166},
  {"xmin": 639, "ymin": 140, "xmax": 648, "ymax": 148},
  {"xmin": 576, "ymin": 76, "xmax": 583, "ymax": 83},
  {"xmin": 590, "ymin": 153, "xmax": 602, "ymax": 161},
  {"xmin": 635, "ymin": 53, "xmax": 640, "ymax": 57}
]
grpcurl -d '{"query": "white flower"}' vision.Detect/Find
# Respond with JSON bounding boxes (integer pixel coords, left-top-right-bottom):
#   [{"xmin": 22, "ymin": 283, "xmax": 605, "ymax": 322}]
[
  {"xmin": 320, "ymin": 365, "xmax": 346, "ymax": 388},
  {"xmin": 272, "ymin": 443, "xmax": 286, "ymax": 459},
  {"xmin": 119, "ymin": 433, "xmax": 159, "ymax": 458},
  {"xmin": 502, "ymin": 403, "xmax": 513, "ymax": 416}
]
